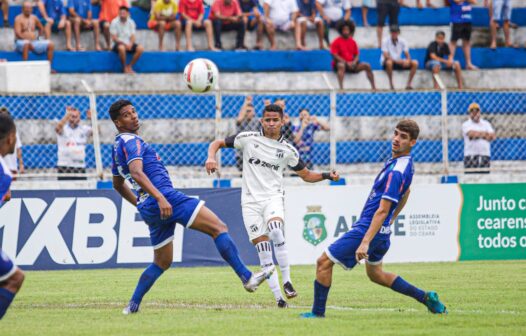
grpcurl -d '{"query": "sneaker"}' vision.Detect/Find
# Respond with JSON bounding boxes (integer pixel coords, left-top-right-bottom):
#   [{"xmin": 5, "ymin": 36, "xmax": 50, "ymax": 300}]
[
  {"xmin": 424, "ymin": 291, "xmax": 448, "ymax": 314},
  {"xmin": 283, "ymin": 281, "xmax": 297, "ymax": 299},
  {"xmin": 300, "ymin": 312, "xmax": 324, "ymax": 318},
  {"xmin": 122, "ymin": 301, "xmax": 140, "ymax": 315},
  {"xmin": 277, "ymin": 298, "xmax": 288, "ymax": 308},
  {"xmin": 243, "ymin": 266, "xmax": 275, "ymax": 293}
]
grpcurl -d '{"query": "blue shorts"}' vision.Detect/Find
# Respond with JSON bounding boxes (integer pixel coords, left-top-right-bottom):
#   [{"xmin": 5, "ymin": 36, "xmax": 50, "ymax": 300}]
[
  {"xmin": 0, "ymin": 249, "xmax": 16, "ymax": 282},
  {"xmin": 326, "ymin": 229, "xmax": 391, "ymax": 270},
  {"xmin": 138, "ymin": 189, "xmax": 205, "ymax": 249},
  {"xmin": 425, "ymin": 60, "xmax": 456, "ymax": 71},
  {"xmin": 15, "ymin": 40, "xmax": 51, "ymax": 54},
  {"xmin": 493, "ymin": 0, "xmax": 512, "ymax": 22}
]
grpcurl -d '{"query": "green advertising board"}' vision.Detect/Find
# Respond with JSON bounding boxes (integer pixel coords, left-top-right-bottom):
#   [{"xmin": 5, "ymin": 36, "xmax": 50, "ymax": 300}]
[{"xmin": 459, "ymin": 183, "xmax": 526, "ymax": 260}]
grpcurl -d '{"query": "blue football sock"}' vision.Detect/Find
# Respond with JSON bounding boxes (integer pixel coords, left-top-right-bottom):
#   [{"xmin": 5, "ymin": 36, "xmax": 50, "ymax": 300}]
[
  {"xmin": 214, "ymin": 232, "xmax": 252, "ymax": 283},
  {"xmin": 129, "ymin": 263, "xmax": 164, "ymax": 310},
  {"xmin": 390, "ymin": 276, "xmax": 426, "ymax": 303},
  {"xmin": 0, "ymin": 288, "xmax": 15, "ymax": 319},
  {"xmin": 312, "ymin": 280, "xmax": 330, "ymax": 316}
]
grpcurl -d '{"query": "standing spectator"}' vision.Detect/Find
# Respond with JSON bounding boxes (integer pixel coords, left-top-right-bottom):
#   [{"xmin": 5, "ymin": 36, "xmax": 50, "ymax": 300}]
[
  {"xmin": 99, "ymin": 0, "xmax": 129, "ymax": 50},
  {"xmin": 0, "ymin": 107, "xmax": 24, "ymax": 177},
  {"xmin": 448, "ymin": 0, "xmax": 478, "ymax": 70},
  {"xmin": 376, "ymin": 0, "xmax": 400, "ymax": 48},
  {"xmin": 234, "ymin": 96, "xmax": 260, "ymax": 170},
  {"xmin": 462, "ymin": 102, "xmax": 495, "ymax": 173},
  {"xmin": 316, "ymin": 0, "xmax": 351, "ymax": 45},
  {"xmin": 297, "ymin": 0, "xmax": 324, "ymax": 50},
  {"xmin": 239, "ymin": 0, "xmax": 264, "ymax": 49},
  {"xmin": 179, "ymin": 0, "xmax": 217, "ymax": 51},
  {"xmin": 273, "ymin": 98, "xmax": 295, "ymax": 144},
  {"xmin": 362, "ymin": 0, "xmax": 373, "ymax": 27},
  {"xmin": 381, "ymin": 25, "xmax": 418, "ymax": 90},
  {"xmin": 110, "ymin": 6, "xmax": 144, "ymax": 73},
  {"xmin": 331, "ymin": 20, "xmax": 376, "ymax": 90},
  {"xmin": 148, "ymin": 0, "xmax": 182, "ymax": 51},
  {"xmin": 38, "ymin": 0, "xmax": 73, "ymax": 51},
  {"xmin": 55, "ymin": 106, "xmax": 92, "ymax": 180},
  {"xmin": 67, "ymin": 0, "xmax": 102, "ymax": 51},
  {"xmin": 263, "ymin": 0, "xmax": 301, "ymax": 50},
  {"xmin": 1, "ymin": 0, "xmax": 8, "ymax": 27},
  {"xmin": 293, "ymin": 108, "xmax": 329, "ymax": 169},
  {"xmin": 14, "ymin": 1, "xmax": 55, "ymax": 65},
  {"xmin": 490, "ymin": 0, "xmax": 515, "ymax": 49},
  {"xmin": 210, "ymin": 0, "xmax": 246, "ymax": 50},
  {"xmin": 425, "ymin": 31, "xmax": 463, "ymax": 89}
]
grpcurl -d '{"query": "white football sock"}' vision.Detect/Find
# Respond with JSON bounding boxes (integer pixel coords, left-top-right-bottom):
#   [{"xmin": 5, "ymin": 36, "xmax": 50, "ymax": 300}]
[
  {"xmin": 255, "ymin": 241, "xmax": 283, "ymax": 301},
  {"xmin": 268, "ymin": 220, "xmax": 291, "ymax": 284}
]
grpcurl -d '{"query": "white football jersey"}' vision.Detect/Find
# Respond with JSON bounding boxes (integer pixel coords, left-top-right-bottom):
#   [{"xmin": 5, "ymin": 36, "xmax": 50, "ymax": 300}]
[{"xmin": 226, "ymin": 131, "xmax": 305, "ymax": 204}]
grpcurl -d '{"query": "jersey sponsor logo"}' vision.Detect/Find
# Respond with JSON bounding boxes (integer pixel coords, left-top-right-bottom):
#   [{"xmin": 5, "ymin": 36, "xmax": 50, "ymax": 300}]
[
  {"xmin": 276, "ymin": 149, "xmax": 284, "ymax": 158},
  {"xmin": 302, "ymin": 206, "xmax": 327, "ymax": 246},
  {"xmin": 379, "ymin": 226, "xmax": 391, "ymax": 234},
  {"xmin": 248, "ymin": 157, "xmax": 280, "ymax": 171}
]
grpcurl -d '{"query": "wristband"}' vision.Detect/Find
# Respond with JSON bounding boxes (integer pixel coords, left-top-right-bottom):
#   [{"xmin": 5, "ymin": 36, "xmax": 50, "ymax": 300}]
[{"xmin": 322, "ymin": 172, "xmax": 331, "ymax": 180}]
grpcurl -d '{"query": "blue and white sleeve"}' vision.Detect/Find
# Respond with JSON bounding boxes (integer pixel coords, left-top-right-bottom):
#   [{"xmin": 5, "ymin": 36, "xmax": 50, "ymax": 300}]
[
  {"xmin": 122, "ymin": 137, "xmax": 145, "ymax": 165},
  {"xmin": 382, "ymin": 171, "xmax": 403, "ymax": 204}
]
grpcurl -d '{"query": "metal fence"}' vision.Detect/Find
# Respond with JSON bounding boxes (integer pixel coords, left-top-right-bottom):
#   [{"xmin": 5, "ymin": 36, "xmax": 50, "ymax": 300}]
[{"xmin": 1, "ymin": 85, "xmax": 525, "ymax": 181}]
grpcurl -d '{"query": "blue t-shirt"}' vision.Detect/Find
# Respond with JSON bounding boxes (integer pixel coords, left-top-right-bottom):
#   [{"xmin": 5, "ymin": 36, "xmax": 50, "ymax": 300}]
[
  {"xmin": 354, "ymin": 155, "xmax": 414, "ymax": 237},
  {"xmin": 42, "ymin": 0, "xmax": 66, "ymax": 21},
  {"xmin": 0, "ymin": 158, "xmax": 13, "ymax": 208},
  {"xmin": 297, "ymin": 0, "xmax": 316, "ymax": 17},
  {"xmin": 239, "ymin": 0, "xmax": 258, "ymax": 13},
  {"xmin": 450, "ymin": 1, "xmax": 472, "ymax": 24},
  {"xmin": 111, "ymin": 133, "xmax": 173, "ymax": 204},
  {"xmin": 67, "ymin": 0, "xmax": 92, "ymax": 19},
  {"xmin": 293, "ymin": 122, "xmax": 320, "ymax": 155}
]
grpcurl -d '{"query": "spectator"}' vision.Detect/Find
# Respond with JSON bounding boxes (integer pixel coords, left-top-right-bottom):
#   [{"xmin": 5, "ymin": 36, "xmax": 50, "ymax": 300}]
[
  {"xmin": 293, "ymin": 108, "xmax": 329, "ymax": 169},
  {"xmin": 263, "ymin": 0, "xmax": 301, "ymax": 50},
  {"xmin": 425, "ymin": 31, "xmax": 463, "ymax": 89},
  {"xmin": 297, "ymin": 0, "xmax": 324, "ymax": 50},
  {"xmin": 239, "ymin": 0, "xmax": 264, "ymax": 49},
  {"xmin": 67, "ymin": 0, "xmax": 102, "ymax": 50},
  {"xmin": 462, "ymin": 102, "xmax": 495, "ymax": 173},
  {"xmin": 274, "ymin": 98, "xmax": 295, "ymax": 144},
  {"xmin": 179, "ymin": 0, "xmax": 217, "ymax": 51},
  {"xmin": 210, "ymin": 0, "xmax": 246, "ymax": 50},
  {"xmin": 14, "ymin": 1, "xmax": 55, "ymax": 66},
  {"xmin": 376, "ymin": 0, "xmax": 400, "ymax": 48},
  {"xmin": 381, "ymin": 25, "xmax": 418, "ymax": 90},
  {"xmin": 98, "ymin": 0, "xmax": 130, "ymax": 50},
  {"xmin": 110, "ymin": 6, "xmax": 144, "ymax": 73},
  {"xmin": 490, "ymin": 0, "xmax": 515, "ymax": 49},
  {"xmin": 448, "ymin": 0, "xmax": 478, "ymax": 70},
  {"xmin": 234, "ymin": 96, "xmax": 260, "ymax": 170},
  {"xmin": 148, "ymin": 0, "xmax": 182, "ymax": 51},
  {"xmin": 1, "ymin": 0, "xmax": 8, "ymax": 27},
  {"xmin": 401, "ymin": 0, "xmax": 435, "ymax": 8},
  {"xmin": 331, "ymin": 20, "xmax": 376, "ymax": 90},
  {"xmin": 37, "ymin": 0, "xmax": 73, "ymax": 51},
  {"xmin": 55, "ymin": 106, "xmax": 92, "ymax": 180},
  {"xmin": 362, "ymin": 0, "xmax": 373, "ymax": 27},
  {"xmin": 316, "ymin": 0, "xmax": 351, "ymax": 45},
  {"xmin": 0, "ymin": 107, "xmax": 24, "ymax": 177}
]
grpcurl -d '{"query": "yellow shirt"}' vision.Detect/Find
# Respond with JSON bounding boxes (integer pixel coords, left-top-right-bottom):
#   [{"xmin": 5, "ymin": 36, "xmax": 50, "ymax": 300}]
[{"xmin": 149, "ymin": 0, "xmax": 178, "ymax": 21}]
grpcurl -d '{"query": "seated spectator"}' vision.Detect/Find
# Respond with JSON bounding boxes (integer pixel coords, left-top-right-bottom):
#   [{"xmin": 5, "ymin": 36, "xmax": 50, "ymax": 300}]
[
  {"xmin": 239, "ymin": 0, "xmax": 263, "ymax": 49},
  {"xmin": 448, "ymin": 0, "xmax": 478, "ymax": 70},
  {"xmin": 148, "ymin": 0, "xmax": 182, "ymax": 51},
  {"xmin": 361, "ymin": 0, "xmax": 373, "ymax": 27},
  {"xmin": 210, "ymin": 0, "xmax": 246, "ymax": 50},
  {"xmin": 462, "ymin": 102, "xmax": 495, "ymax": 174},
  {"xmin": 297, "ymin": 0, "xmax": 324, "ymax": 50},
  {"xmin": 0, "ymin": 107, "xmax": 24, "ymax": 178},
  {"xmin": 98, "ymin": 0, "xmax": 130, "ymax": 50},
  {"xmin": 37, "ymin": 0, "xmax": 73, "ymax": 51},
  {"xmin": 263, "ymin": 0, "xmax": 301, "ymax": 50},
  {"xmin": 331, "ymin": 20, "xmax": 375, "ymax": 90},
  {"xmin": 67, "ymin": 0, "xmax": 102, "ymax": 51},
  {"xmin": 316, "ymin": 0, "xmax": 351, "ymax": 45},
  {"xmin": 490, "ymin": 0, "xmax": 515, "ymax": 49},
  {"xmin": 235, "ymin": 96, "xmax": 260, "ymax": 170},
  {"xmin": 55, "ymin": 106, "xmax": 92, "ymax": 180},
  {"xmin": 1, "ymin": 0, "xmax": 9, "ymax": 27},
  {"xmin": 381, "ymin": 25, "xmax": 418, "ymax": 90},
  {"xmin": 425, "ymin": 30, "xmax": 463, "ymax": 89},
  {"xmin": 179, "ymin": 0, "xmax": 216, "ymax": 51},
  {"xmin": 400, "ymin": 0, "xmax": 435, "ymax": 8},
  {"xmin": 376, "ymin": 0, "xmax": 401, "ymax": 48},
  {"xmin": 110, "ymin": 6, "xmax": 144, "ymax": 73},
  {"xmin": 293, "ymin": 108, "xmax": 329, "ymax": 169},
  {"xmin": 14, "ymin": 2, "xmax": 55, "ymax": 67}
]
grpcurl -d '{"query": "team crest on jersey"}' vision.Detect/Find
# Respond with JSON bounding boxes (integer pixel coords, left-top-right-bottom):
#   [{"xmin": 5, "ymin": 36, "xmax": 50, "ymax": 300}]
[
  {"xmin": 276, "ymin": 149, "xmax": 284, "ymax": 158},
  {"xmin": 302, "ymin": 206, "xmax": 327, "ymax": 246}
]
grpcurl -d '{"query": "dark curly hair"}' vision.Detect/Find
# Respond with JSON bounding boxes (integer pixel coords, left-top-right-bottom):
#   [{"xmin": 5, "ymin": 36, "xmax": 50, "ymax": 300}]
[
  {"xmin": 109, "ymin": 99, "xmax": 133, "ymax": 121},
  {"xmin": 337, "ymin": 20, "xmax": 355, "ymax": 36}
]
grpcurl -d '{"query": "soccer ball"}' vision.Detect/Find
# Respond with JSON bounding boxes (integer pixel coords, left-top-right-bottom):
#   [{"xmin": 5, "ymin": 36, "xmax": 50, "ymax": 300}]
[{"xmin": 183, "ymin": 58, "xmax": 219, "ymax": 93}]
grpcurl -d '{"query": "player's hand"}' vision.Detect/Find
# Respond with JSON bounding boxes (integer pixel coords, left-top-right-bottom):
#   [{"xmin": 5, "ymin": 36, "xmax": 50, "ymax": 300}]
[
  {"xmin": 355, "ymin": 241, "xmax": 369, "ymax": 263},
  {"xmin": 205, "ymin": 158, "xmax": 219, "ymax": 175},
  {"xmin": 2, "ymin": 190, "xmax": 11, "ymax": 203},
  {"xmin": 157, "ymin": 196, "xmax": 172, "ymax": 220},
  {"xmin": 329, "ymin": 170, "xmax": 339, "ymax": 181}
]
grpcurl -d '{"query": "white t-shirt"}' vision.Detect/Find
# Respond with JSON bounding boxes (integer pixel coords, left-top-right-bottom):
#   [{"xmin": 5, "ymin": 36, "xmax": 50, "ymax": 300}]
[
  {"xmin": 462, "ymin": 118, "xmax": 495, "ymax": 157},
  {"xmin": 109, "ymin": 17, "xmax": 136, "ymax": 45},
  {"xmin": 380, "ymin": 36, "xmax": 409, "ymax": 64},
  {"xmin": 229, "ymin": 131, "xmax": 304, "ymax": 204},
  {"xmin": 317, "ymin": 0, "xmax": 351, "ymax": 22},
  {"xmin": 56, "ymin": 123, "xmax": 92, "ymax": 168},
  {"xmin": 3, "ymin": 131, "xmax": 22, "ymax": 172},
  {"xmin": 265, "ymin": 0, "xmax": 299, "ymax": 24}
]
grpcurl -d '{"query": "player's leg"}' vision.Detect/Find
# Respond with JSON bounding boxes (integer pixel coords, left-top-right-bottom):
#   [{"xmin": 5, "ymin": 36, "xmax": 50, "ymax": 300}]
[
  {"xmin": 253, "ymin": 235, "xmax": 286, "ymax": 307},
  {"xmin": 0, "ymin": 251, "xmax": 25, "ymax": 319}
]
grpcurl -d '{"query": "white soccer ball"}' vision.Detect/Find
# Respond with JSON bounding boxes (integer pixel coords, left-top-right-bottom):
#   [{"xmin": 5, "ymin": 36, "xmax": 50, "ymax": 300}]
[{"xmin": 183, "ymin": 58, "xmax": 219, "ymax": 93}]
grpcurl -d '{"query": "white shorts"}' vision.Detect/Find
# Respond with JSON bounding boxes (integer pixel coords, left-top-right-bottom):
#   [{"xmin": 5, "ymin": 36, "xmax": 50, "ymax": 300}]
[
  {"xmin": 242, "ymin": 198, "xmax": 285, "ymax": 241},
  {"xmin": 297, "ymin": 16, "xmax": 322, "ymax": 28},
  {"xmin": 266, "ymin": 17, "xmax": 294, "ymax": 31}
]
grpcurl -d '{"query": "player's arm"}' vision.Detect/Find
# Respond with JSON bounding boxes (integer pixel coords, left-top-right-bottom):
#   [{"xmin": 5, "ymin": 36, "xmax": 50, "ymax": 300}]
[
  {"xmin": 296, "ymin": 168, "xmax": 339, "ymax": 183},
  {"xmin": 355, "ymin": 199, "xmax": 392, "ymax": 262},
  {"xmin": 206, "ymin": 138, "xmax": 229, "ymax": 175},
  {"xmin": 390, "ymin": 188, "xmax": 410, "ymax": 225},
  {"xmin": 128, "ymin": 160, "xmax": 173, "ymax": 219},
  {"xmin": 112, "ymin": 175, "xmax": 137, "ymax": 206}
]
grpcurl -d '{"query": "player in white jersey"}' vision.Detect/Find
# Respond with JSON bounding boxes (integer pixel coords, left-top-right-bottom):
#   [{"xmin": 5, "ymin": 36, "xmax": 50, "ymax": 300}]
[{"xmin": 206, "ymin": 103, "xmax": 339, "ymax": 307}]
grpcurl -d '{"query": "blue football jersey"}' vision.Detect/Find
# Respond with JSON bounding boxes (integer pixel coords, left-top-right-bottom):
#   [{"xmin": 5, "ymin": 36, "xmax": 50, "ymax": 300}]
[
  {"xmin": 112, "ymin": 133, "xmax": 173, "ymax": 203},
  {"xmin": 353, "ymin": 155, "xmax": 414, "ymax": 236},
  {"xmin": 0, "ymin": 156, "xmax": 13, "ymax": 208}
]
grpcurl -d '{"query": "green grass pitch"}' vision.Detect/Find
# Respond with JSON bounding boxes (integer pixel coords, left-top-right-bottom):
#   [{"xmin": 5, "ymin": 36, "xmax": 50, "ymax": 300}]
[{"xmin": 2, "ymin": 261, "xmax": 525, "ymax": 335}]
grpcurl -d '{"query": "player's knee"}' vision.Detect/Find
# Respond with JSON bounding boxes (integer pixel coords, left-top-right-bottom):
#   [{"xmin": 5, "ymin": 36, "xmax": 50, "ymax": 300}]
[
  {"xmin": 154, "ymin": 255, "xmax": 173, "ymax": 270},
  {"xmin": 316, "ymin": 254, "xmax": 331, "ymax": 272},
  {"xmin": 366, "ymin": 267, "xmax": 386, "ymax": 285},
  {"xmin": 6, "ymin": 269, "xmax": 25, "ymax": 292}
]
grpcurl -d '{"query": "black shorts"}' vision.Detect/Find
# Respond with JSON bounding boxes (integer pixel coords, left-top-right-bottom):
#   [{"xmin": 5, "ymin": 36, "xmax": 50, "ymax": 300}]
[
  {"xmin": 464, "ymin": 155, "xmax": 490, "ymax": 174},
  {"xmin": 112, "ymin": 42, "xmax": 139, "ymax": 53},
  {"xmin": 333, "ymin": 61, "xmax": 362, "ymax": 73},
  {"xmin": 57, "ymin": 166, "xmax": 87, "ymax": 180},
  {"xmin": 382, "ymin": 61, "xmax": 409, "ymax": 70},
  {"xmin": 377, "ymin": 0, "xmax": 400, "ymax": 27},
  {"xmin": 451, "ymin": 22, "xmax": 472, "ymax": 41}
]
